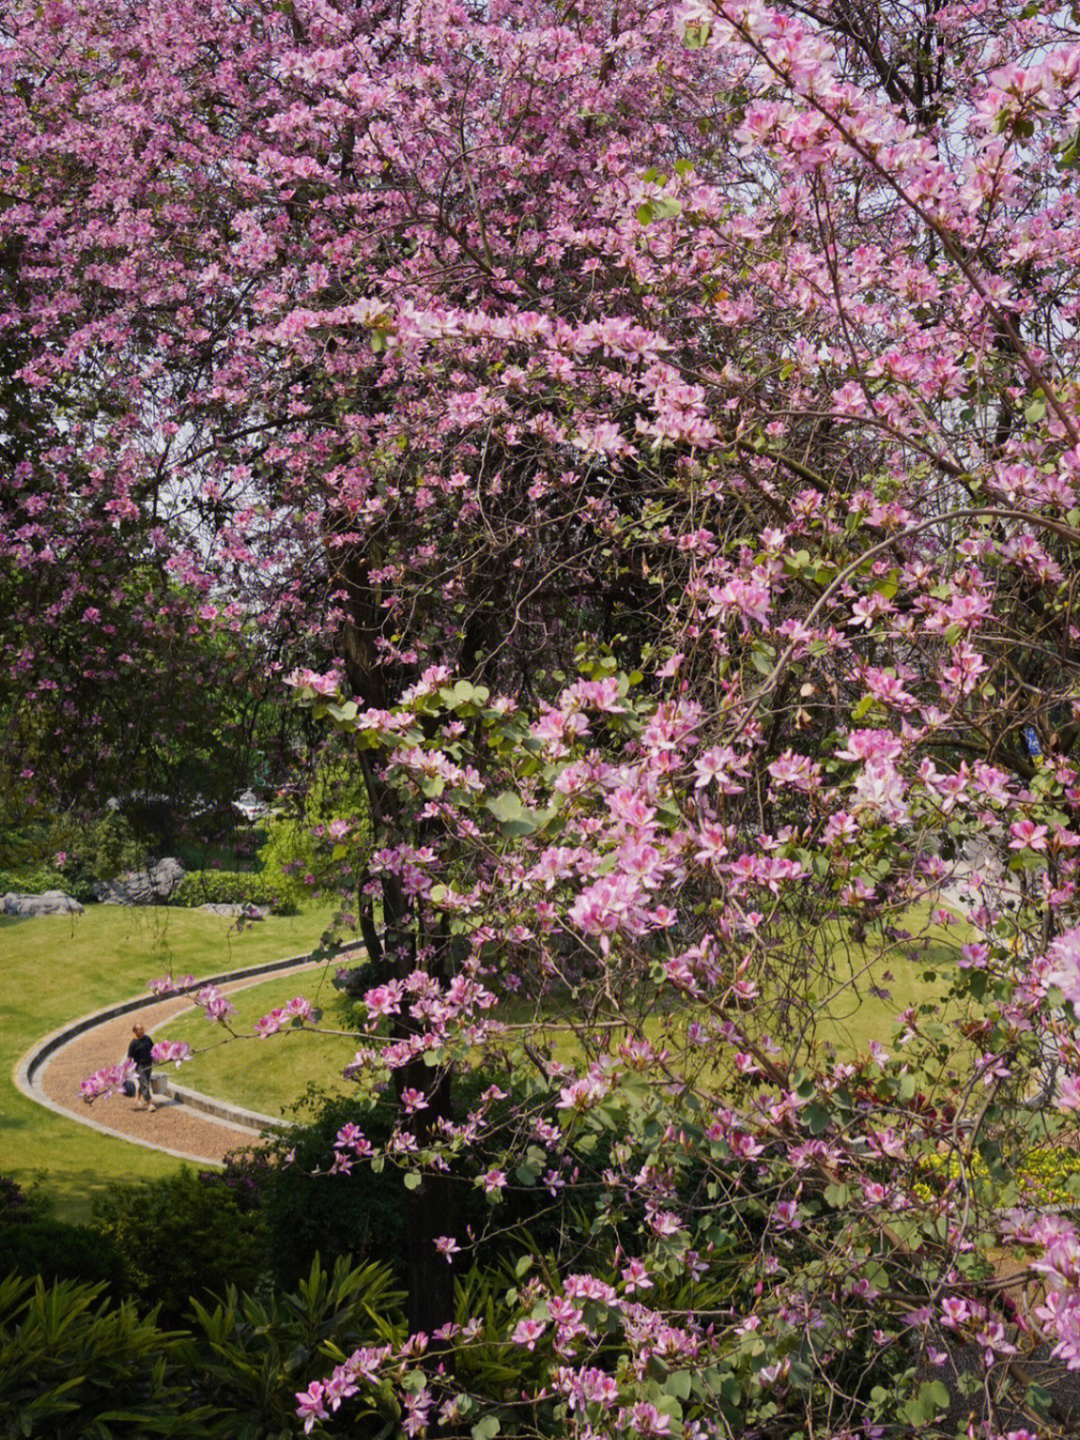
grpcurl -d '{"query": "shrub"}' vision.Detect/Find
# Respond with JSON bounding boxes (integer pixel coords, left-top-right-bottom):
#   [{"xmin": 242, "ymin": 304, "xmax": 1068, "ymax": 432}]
[
  {"xmin": 229, "ymin": 1077, "xmax": 576, "ymax": 1290},
  {"xmin": 0, "ymin": 821, "xmax": 50, "ymax": 873},
  {"xmin": 0, "ymin": 866, "xmax": 97, "ymax": 903},
  {"xmin": 0, "ymin": 1274, "xmax": 205, "ymax": 1440},
  {"xmin": 0, "ymin": 1219, "xmax": 126, "ymax": 1292},
  {"xmin": 48, "ymin": 809, "xmax": 149, "ymax": 895},
  {"xmin": 255, "ymin": 816, "xmax": 318, "ymax": 912},
  {"xmin": 0, "ymin": 1173, "xmax": 53, "ymax": 1228},
  {"xmin": 171, "ymin": 869, "xmax": 296, "ymax": 915},
  {"xmin": 226, "ymin": 1093, "xmax": 410, "ymax": 1289},
  {"xmin": 186, "ymin": 1254, "xmax": 405, "ymax": 1438},
  {"xmin": 256, "ymin": 759, "xmax": 372, "ymax": 910},
  {"xmin": 91, "ymin": 1169, "xmax": 270, "ymax": 1326}
]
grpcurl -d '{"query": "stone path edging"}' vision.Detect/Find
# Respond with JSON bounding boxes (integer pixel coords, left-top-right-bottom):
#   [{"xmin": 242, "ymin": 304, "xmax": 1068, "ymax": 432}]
[
  {"xmin": 13, "ymin": 943, "xmax": 360, "ymax": 1167},
  {"xmin": 165, "ymin": 1079, "xmax": 289, "ymax": 1135}
]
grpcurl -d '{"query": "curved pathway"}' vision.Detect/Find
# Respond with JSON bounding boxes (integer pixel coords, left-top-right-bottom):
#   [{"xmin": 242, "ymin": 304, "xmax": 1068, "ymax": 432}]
[{"xmin": 14, "ymin": 948, "xmax": 356, "ymax": 1166}]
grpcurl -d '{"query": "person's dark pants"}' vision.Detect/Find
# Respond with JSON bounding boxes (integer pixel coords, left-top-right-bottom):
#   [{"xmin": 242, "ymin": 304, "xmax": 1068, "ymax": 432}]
[{"xmin": 136, "ymin": 1065, "xmax": 153, "ymax": 1103}]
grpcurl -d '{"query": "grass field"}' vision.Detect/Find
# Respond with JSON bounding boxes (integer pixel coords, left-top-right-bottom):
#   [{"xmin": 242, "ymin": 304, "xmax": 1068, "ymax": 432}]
[
  {"xmin": 1, "ymin": 902, "xmax": 337, "ymax": 1221},
  {"xmin": 157, "ymin": 902, "xmax": 965, "ymax": 1114},
  {"xmin": 3, "ymin": 895, "xmax": 968, "ymax": 1222},
  {"xmin": 160, "ymin": 972, "xmax": 361, "ymax": 1117}
]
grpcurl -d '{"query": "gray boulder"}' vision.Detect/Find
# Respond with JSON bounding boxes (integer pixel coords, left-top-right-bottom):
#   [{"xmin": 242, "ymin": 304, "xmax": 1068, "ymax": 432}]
[
  {"xmin": 199, "ymin": 902, "xmax": 268, "ymax": 920},
  {"xmin": 2, "ymin": 890, "xmax": 84, "ymax": 917},
  {"xmin": 94, "ymin": 857, "xmax": 185, "ymax": 905}
]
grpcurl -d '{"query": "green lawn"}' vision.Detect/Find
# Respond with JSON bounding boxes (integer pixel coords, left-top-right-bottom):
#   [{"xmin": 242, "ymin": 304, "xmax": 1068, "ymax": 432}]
[
  {"xmin": 2, "ymin": 894, "xmax": 970, "ymax": 1223},
  {"xmin": 1, "ymin": 902, "xmax": 338, "ymax": 1222},
  {"xmin": 795, "ymin": 903, "xmax": 963, "ymax": 1059},
  {"xmin": 154, "ymin": 901, "xmax": 967, "ymax": 1120},
  {"xmin": 159, "ymin": 974, "xmax": 361, "ymax": 1118}
]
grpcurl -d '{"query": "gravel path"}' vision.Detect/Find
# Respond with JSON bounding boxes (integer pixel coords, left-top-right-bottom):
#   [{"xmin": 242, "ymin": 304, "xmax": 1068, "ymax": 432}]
[{"xmin": 33, "ymin": 960, "xmax": 323, "ymax": 1165}]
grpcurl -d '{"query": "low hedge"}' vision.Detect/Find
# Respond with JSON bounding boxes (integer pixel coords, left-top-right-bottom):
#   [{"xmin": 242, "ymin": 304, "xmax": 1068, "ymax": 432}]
[
  {"xmin": 91, "ymin": 1168, "xmax": 270, "ymax": 1325},
  {"xmin": 916, "ymin": 1144, "xmax": 1080, "ymax": 1208},
  {"xmin": 171, "ymin": 869, "xmax": 297, "ymax": 915},
  {"xmin": 0, "ymin": 867, "xmax": 97, "ymax": 904},
  {"xmin": 0, "ymin": 1220, "xmax": 126, "ymax": 1292}
]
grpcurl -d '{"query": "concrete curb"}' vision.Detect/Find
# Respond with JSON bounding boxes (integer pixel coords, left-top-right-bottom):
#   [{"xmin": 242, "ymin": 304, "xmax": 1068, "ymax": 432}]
[
  {"xmin": 165, "ymin": 1080, "xmax": 291, "ymax": 1135},
  {"xmin": 13, "ymin": 942, "xmax": 360, "ymax": 1165}
]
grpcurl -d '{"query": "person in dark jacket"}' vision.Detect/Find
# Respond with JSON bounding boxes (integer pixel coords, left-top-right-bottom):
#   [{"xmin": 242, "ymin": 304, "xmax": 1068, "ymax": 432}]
[{"xmin": 127, "ymin": 1024, "xmax": 156, "ymax": 1112}]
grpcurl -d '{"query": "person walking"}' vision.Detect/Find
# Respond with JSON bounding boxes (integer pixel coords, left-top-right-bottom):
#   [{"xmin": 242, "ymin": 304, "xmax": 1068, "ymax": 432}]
[{"xmin": 127, "ymin": 1023, "xmax": 156, "ymax": 1112}]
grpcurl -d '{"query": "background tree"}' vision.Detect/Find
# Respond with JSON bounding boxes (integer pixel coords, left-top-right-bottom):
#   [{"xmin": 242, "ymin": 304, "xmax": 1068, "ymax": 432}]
[{"xmin": 14, "ymin": 0, "xmax": 1080, "ymax": 1432}]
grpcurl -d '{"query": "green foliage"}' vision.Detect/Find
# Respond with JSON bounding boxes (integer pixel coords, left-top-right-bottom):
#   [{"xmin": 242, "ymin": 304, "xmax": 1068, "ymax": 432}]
[
  {"xmin": 254, "ymin": 817, "xmax": 319, "ymax": 912},
  {"xmin": 237, "ymin": 1078, "xmax": 602, "ymax": 1292},
  {"xmin": 916, "ymin": 1142, "xmax": 1080, "ymax": 1208},
  {"xmin": 185, "ymin": 1254, "xmax": 405, "ymax": 1439},
  {"xmin": 55, "ymin": 809, "xmax": 147, "ymax": 876},
  {"xmin": 256, "ymin": 751, "xmax": 372, "ymax": 908},
  {"xmin": 0, "ymin": 820, "xmax": 53, "ymax": 873},
  {"xmin": 0, "ymin": 1273, "xmax": 205, "ymax": 1439},
  {"xmin": 228, "ymin": 1094, "xmax": 409, "ymax": 1288},
  {"xmin": 91, "ymin": 1169, "xmax": 270, "ymax": 1326},
  {"xmin": 171, "ymin": 870, "xmax": 296, "ymax": 916},
  {"xmin": 48, "ymin": 809, "xmax": 149, "ymax": 896},
  {"xmin": 0, "ymin": 865, "xmax": 96, "ymax": 903},
  {"xmin": 0, "ymin": 1219, "xmax": 126, "ymax": 1293},
  {"xmin": 0, "ymin": 1173, "xmax": 53, "ymax": 1227},
  {"xmin": 0, "ymin": 1255, "xmax": 404, "ymax": 1440},
  {"xmin": 0, "ymin": 811, "xmax": 151, "ymax": 902},
  {"xmin": 173, "ymin": 831, "xmax": 265, "ymax": 875}
]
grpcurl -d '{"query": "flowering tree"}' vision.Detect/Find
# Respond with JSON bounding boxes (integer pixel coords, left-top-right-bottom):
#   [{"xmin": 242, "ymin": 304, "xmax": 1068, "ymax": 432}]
[{"xmin": 13, "ymin": 0, "xmax": 1080, "ymax": 1432}]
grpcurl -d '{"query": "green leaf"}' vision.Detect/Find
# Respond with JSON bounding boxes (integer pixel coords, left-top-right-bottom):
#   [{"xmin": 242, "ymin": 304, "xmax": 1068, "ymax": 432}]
[
  {"xmin": 1059, "ymin": 126, "xmax": 1080, "ymax": 166},
  {"xmin": 636, "ymin": 201, "xmax": 654, "ymax": 225},
  {"xmin": 922, "ymin": 1380, "xmax": 950, "ymax": 1413},
  {"xmin": 803, "ymin": 1102, "xmax": 831, "ymax": 1135},
  {"xmin": 472, "ymin": 1417, "xmax": 501, "ymax": 1440},
  {"xmin": 403, "ymin": 1172, "xmax": 421, "ymax": 1191},
  {"xmin": 1025, "ymin": 394, "xmax": 1047, "ymax": 424},
  {"xmin": 486, "ymin": 791, "xmax": 528, "ymax": 823}
]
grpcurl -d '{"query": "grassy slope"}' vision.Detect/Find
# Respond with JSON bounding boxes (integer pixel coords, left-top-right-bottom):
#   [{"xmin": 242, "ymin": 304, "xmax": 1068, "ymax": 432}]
[
  {"xmin": 159, "ymin": 903, "xmax": 965, "ymax": 1114},
  {"xmin": 1, "ymin": 903, "xmax": 337, "ymax": 1222},
  {"xmin": 3, "ymin": 892, "xmax": 965, "ymax": 1224},
  {"xmin": 160, "ymin": 973, "xmax": 360, "ymax": 1118}
]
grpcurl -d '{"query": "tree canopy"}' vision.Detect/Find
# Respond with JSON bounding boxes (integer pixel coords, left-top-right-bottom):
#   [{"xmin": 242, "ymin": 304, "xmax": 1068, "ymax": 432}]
[{"xmin": 13, "ymin": 0, "xmax": 1080, "ymax": 1433}]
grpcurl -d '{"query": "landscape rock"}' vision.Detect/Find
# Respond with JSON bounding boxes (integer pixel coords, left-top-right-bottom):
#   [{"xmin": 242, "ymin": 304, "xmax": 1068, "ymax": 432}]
[
  {"xmin": 2, "ymin": 890, "xmax": 84, "ymax": 917},
  {"xmin": 198, "ymin": 903, "xmax": 268, "ymax": 920},
  {"xmin": 94, "ymin": 857, "xmax": 185, "ymax": 906}
]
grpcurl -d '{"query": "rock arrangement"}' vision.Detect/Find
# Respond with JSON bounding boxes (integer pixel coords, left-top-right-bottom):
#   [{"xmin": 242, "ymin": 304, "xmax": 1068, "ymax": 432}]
[
  {"xmin": 93, "ymin": 857, "xmax": 185, "ymax": 905},
  {"xmin": 198, "ymin": 902, "xmax": 268, "ymax": 919},
  {"xmin": 2, "ymin": 890, "xmax": 84, "ymax": 917}
]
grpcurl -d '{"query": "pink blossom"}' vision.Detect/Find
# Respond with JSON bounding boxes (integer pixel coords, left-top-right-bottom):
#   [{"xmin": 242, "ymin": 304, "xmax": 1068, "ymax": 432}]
[
  {"xmin": 1009, "ymin": 820, "xmax": 1049, "ymax": 851},
  {"xmin": 511, "ymin": 1317, "xmax": 547, "ymax": 1350}
]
